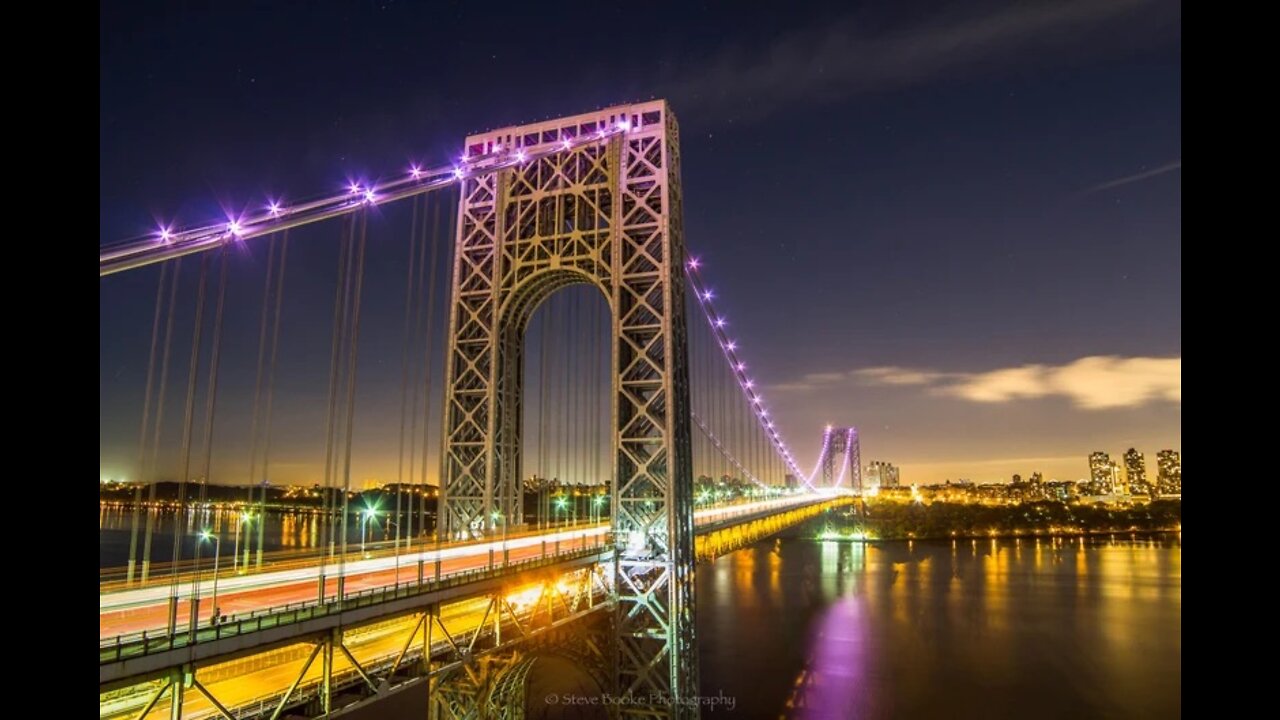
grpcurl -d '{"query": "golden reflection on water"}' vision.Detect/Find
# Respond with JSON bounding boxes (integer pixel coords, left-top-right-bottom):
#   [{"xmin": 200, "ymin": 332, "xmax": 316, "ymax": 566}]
[{"xmin": 759, "ymin": 534, "xmax": 1181, "ymax": 720}]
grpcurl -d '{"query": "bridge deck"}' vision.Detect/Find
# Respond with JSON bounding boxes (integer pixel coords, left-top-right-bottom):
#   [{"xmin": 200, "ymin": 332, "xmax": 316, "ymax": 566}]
[{"xmin": 101, "ymin": 495, "xmax": 850, "ymax": 686}]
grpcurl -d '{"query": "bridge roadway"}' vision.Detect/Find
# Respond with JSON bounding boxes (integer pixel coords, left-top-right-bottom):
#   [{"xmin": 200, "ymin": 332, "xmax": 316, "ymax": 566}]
[
  {"xmin": 100, "ymin": 494, "xmax": 851, "ymax": 719},
  {"xmin": 100, "ymin": 494, "xmax": 837, "ymax": 643}
]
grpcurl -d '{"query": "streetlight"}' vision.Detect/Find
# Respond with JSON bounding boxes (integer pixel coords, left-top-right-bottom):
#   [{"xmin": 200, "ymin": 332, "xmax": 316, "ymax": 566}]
[
  {"xmin": 198, "ymin": 530, "xmax": 222, "ymax": 626},
  {"xmin": 361, "ymin": 509, "xmax": 379, "ymax": 556},
  {"xmin": 232, "ymin": 512, "xmax": 251, "ymax": 574},
  {"xmin": 554, "ymin": 496, "xmax": 568, "ymax": 528}
]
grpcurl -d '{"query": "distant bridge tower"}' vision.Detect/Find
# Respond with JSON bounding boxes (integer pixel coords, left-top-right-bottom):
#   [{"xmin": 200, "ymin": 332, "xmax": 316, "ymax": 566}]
[
  {"xmin": 820, "ymin": 426, "xmax": 861, "ymax": 491},
  {"xmin": 439, "ymin": 100, "xmax": 698, "ymax": 717}
]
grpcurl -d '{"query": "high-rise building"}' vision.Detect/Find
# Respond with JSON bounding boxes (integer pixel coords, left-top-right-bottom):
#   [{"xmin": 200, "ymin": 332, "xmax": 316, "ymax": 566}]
[
  {"xmin": 1124, "ymin": 448, "xmax": 1150, "ymax": 496},
  {"xmin": 1156, "ymin": 450, "xmax": 1181, "ymax": 495},
  {"xmin": 1088, "ymin": 452, "xmax": 1113, "ymax": 493},
  {"xmin": 866, "ymin": 461, "xmax": 900, "ymax": 490}
]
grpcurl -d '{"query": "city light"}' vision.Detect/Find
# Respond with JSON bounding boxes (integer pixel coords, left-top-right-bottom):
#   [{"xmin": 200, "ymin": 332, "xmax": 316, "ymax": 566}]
[
  {"xmin": 267, "ymin": 201, "xmax": 282, "ymax": 216},
  {"xmin": 157, "ymin": 226, "xmax": 173, "ymax": 243},
  {"xmin": 227, "ymin": 220, "xmax": 242, "ymax": 235},
  {"xmin": 409, "ymin": 164, "xmax": 422, "ymax": 179}
]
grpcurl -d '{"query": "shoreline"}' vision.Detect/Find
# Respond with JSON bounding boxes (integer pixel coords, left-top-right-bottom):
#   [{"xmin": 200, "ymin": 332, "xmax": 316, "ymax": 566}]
[{"xmin": 811, "ymin": 527, "xmax": 1181, "ymax": 543}]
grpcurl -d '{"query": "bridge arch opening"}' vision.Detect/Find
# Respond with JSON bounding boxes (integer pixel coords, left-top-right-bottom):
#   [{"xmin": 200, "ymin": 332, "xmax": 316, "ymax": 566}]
[{"xmin": 516, "ymin": 279, "xmax": 612, "ymax": 531}]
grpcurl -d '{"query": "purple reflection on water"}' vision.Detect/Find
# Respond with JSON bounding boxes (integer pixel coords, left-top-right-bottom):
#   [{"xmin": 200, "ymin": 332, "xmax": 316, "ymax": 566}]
[{"xmin": 795, "ymin": 597, "xmax": 869, "ymax": 719}]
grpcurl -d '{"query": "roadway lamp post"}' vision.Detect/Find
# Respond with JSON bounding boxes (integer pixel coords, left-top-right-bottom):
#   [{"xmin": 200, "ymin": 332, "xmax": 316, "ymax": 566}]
[
  {"xmin": 198, "ymin": 530, "xmax": 222, "ymax": 627},
  {"xmin": 360, "ymin": 509, "xmax": 377, "ymax": 556},
  {"xmin": 592, "ymin": 493, "xmax": 606, "ymax": 525},
  {"xmin": 232, "ymin": 512, "xmax": 251, "ymax": 574}
]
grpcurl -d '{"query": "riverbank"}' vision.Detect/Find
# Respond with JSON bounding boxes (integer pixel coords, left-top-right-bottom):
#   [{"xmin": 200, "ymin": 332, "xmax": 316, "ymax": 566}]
[{"xmin": 815, "ymin": 498, "xmax": 1181, "ymax": 541}]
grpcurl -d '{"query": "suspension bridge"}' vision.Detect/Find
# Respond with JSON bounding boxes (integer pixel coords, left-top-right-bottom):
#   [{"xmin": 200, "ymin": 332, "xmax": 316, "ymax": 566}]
[{"xmin": 99, "ymin": 100, "xmax": 863, "ymax": 720}]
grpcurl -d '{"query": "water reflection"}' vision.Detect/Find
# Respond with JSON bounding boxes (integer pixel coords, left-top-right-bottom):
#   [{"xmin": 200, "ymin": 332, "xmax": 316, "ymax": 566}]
[
  {"xmin": 699, "ymin": 531, "xmax": 1180, "ymax": 719},
  {"xmin": 99, "ymin": 504, "xmax": 429, "ymax": 569}
]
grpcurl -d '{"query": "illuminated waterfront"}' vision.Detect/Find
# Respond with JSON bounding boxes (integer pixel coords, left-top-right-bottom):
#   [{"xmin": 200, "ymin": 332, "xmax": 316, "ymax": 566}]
[{"xmin": 699, "ymin": 530, "xmax": 1181, "ymax": 719}]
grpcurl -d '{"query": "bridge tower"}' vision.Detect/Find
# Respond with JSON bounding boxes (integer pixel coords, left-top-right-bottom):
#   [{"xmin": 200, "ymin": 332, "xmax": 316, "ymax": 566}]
[
  {"xmin": 440, "ymin": 100, "xmax": 698, "ymax": 716},
  {"xmin": 820, "ymin": 426, "xmax": 862, "ymax": 491}
]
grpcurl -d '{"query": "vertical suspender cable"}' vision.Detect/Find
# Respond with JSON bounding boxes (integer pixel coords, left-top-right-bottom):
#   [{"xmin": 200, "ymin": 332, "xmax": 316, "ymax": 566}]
[
  {"xmin": 168, "ymin": 254, "xmax": 210, "ymax": 613},
  {"xmin": 420, "ymin": 196, "xmax": 446, "ymax": 538},
  {"xmin": 190, "ymin": 250, "xmax": 229, "ymax": 616},
  {"xmin": 245, "ymin": 237, "xmax": 278, "ymax": 566},
  {"xmin": 196, "ymin": 251, "xmax": 229, "ymax": 505},
  {"xmin": 128, "ymin": 261, "xmax": 168, "ymax": 585},
  {"xmin": 405, "ymin": 196, "xmax": 427, "ymax": 546},
  {"xmin": 142, "ymin": 259, "xmax": 181, "ymax": 584},
  {"xmin": 538, "ymin": 293, "xmax": 549, "ymax": 527},
  {"xmin": 338, "ymin": 212, "xmax": 370, "ymax": 587},
  {"xmin": 319, "ymin": 218, "xmax": 352, "ymax": 596},
  {"xmin": 257, "ymin": 231, "xmax": 288, "ymax": 568},
  {"xmin": 396, "ymin": 196, "xmax": 423, "ymax": 559},
  {"xmin": 337, "ymin": 207, "xmax": 368, "ymax": 584}
]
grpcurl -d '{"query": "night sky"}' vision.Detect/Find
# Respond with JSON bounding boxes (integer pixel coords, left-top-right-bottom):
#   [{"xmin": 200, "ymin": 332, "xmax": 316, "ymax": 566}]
[{"xmin": 100, "ymin": 0, "xmax": 1181, "ymax": 486}]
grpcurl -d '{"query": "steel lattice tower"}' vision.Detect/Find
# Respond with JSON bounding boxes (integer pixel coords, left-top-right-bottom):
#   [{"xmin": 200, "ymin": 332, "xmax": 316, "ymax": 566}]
[
  {"xmin": 820, "ymin": 426, "xmax": 862, "ymax": 491},
  {"xmin": 439, "ymin": 100, "xmax": 699, "ymax": 717}
]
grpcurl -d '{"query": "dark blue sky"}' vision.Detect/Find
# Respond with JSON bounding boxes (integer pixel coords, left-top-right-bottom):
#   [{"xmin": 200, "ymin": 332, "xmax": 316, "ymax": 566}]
[{"xmin": 100, "ymin": 0, "xmax": 1181, "ymax": 485}]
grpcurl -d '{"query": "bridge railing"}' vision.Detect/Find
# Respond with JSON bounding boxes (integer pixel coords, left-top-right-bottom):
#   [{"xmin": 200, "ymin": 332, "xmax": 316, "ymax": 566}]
[{"xmin": 100, "ymin": 538, "xmax": 612, "ymax": 665}]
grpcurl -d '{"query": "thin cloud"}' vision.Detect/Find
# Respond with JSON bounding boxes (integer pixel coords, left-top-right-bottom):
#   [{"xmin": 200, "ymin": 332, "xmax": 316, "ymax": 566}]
[
  {"xmin": 667, "ymin": 0, "xmax": 1175, "ymax": 120},
  {"xmin": 778, "ymin": 356, "xmax": 1180, "ymax": 410},
  {"xmin": 1082, "ymin": 160, "xmax": 1181, "ymax": 195},
  {"xmin": 855, "ymin": 367, "xmax": 952, "ymax": 386},
  {"xmin": 772, "ymin": 371, "xmax": 858, "ymax": 392}
]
